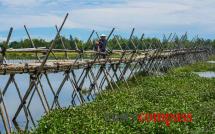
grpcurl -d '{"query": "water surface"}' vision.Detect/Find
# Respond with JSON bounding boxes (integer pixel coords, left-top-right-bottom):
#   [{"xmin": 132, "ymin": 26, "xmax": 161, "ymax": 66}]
[
  {"xmin": 0, "ymin": 61, "xmax": 132, "ymax": 131},
  {"xmin": 194, "ymin": 72, "xmax": 215, "ymax": 78}
]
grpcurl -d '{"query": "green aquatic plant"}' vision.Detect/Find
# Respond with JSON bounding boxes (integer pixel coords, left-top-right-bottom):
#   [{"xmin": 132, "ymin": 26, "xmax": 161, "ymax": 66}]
[{"xmin": 32, "ymin": 60, "xmax": 215, "ymax": 134}]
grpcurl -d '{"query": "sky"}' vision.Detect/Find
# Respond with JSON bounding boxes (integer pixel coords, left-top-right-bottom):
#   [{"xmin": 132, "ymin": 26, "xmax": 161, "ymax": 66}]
[{"xmin": 0, "ymin": 0, "xmax": 215, "ymax": 41}]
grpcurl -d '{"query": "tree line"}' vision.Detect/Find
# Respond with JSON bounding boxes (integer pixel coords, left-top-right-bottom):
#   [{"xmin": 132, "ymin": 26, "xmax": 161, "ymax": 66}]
[{"xmin": 1, "ymin": 35, "xmax": 215, "ymax": 50}]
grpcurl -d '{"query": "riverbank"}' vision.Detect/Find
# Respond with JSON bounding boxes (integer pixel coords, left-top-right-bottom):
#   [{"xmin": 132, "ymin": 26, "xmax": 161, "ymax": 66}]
[
  {"xmin": 5, "ymin": 52, "xmax": 121, "ymax": 60},
  {"xmin": 32, "ymin": 58, "xmax": 215, "ymax": 133}
]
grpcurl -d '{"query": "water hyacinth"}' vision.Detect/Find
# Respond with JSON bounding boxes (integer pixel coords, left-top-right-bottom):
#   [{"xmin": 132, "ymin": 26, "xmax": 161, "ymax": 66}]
[{"xmin": 32, "ymin": 59, "xmax": 215, "ymax": 134}]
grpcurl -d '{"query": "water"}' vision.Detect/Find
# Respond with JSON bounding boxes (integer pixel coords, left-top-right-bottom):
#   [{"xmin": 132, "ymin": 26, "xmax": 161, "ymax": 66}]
[
  {"xmin": 6, "ymin": 60, "xmax": 39, "ymax": 64},
  {"xmin": 194, "ymin": 60, "xmax": 215, "ymax": 78},
  {"xmin": 0, "ymin": 62, "xmax": 132, "ymax": 131},
  {"xmin": 194, "ymin": 72, "xmax": 215, "ymax": 78},
  {"xmin": 207, "ymin": 61, "xmax": 215, "ymax": 64}
]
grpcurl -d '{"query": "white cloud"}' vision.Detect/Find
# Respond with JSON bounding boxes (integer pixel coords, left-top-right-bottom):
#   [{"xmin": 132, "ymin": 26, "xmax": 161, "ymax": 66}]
[
  {"xmin": 0, "ymin": 0, "xmax": 47, "ymax": 7},
  {"xmin": 0, "ymin": 0, "xmax": 215, "ymax": 38},
  {"xmin": 67, "ymin": 1, "xmax": 191, "ymax": 31},
  {"xmin": 0, "ymin": 14, "xmax": 81, "ymax": 30},
  {"xmin": 66, "ymin": 0, "xmax": 215, "ymax": 33}
]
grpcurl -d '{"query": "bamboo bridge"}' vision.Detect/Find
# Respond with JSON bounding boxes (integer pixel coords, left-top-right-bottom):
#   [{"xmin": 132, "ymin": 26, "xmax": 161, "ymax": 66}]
[{"xmin": 0, "ymin": 13, "xmax": 213, "ymax": 133}]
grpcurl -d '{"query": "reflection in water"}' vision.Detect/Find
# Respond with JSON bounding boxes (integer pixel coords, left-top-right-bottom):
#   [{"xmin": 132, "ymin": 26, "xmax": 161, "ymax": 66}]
[
  {"xmin": 207, "ymin": 61, "xmax": 215, "ymax": 64},
  {"xmin": 194, "ymin": 72, "xmax": 215, "ymax": 78},
  {"xmin": 0, "ymin": 64, "xmax": 131, "ymax": 131}
]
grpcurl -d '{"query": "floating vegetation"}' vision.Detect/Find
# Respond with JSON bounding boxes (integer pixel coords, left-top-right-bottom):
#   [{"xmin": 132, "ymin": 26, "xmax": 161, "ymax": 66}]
[{"xmin": 33, "ymin": 60, "xmax": 215, "ymax": 133}]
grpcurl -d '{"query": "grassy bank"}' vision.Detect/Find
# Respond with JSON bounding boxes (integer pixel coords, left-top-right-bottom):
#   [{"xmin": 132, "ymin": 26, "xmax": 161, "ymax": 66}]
[
  {"xmin": 6, "ymin": 52, "xmax": 121, "ymax": 60},
  {"xmin": 32, "ymin": 60, "xmax": 215, "ymax": 133},
  {"xmin": 6, "ymin": 52, "xmax": 79, "ymax": 60}
]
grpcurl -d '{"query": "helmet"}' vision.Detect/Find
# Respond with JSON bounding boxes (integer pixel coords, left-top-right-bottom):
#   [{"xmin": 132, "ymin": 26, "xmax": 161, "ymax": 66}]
[{"xmin": 100, "ymin": 34, "xmax": 107, "ymax": 37}]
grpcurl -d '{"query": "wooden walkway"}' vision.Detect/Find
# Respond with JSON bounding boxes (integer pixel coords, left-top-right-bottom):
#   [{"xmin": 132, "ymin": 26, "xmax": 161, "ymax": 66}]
[{"xmin": 0, "ymin": 49, "xmax": 206, "ymax": 74}]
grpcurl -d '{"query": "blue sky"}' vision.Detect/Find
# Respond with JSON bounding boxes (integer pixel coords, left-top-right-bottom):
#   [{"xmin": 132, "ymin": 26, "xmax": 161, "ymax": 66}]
[{"xmin": 0, "ymin": 0, "xmax": 215, "ymax": 41}]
